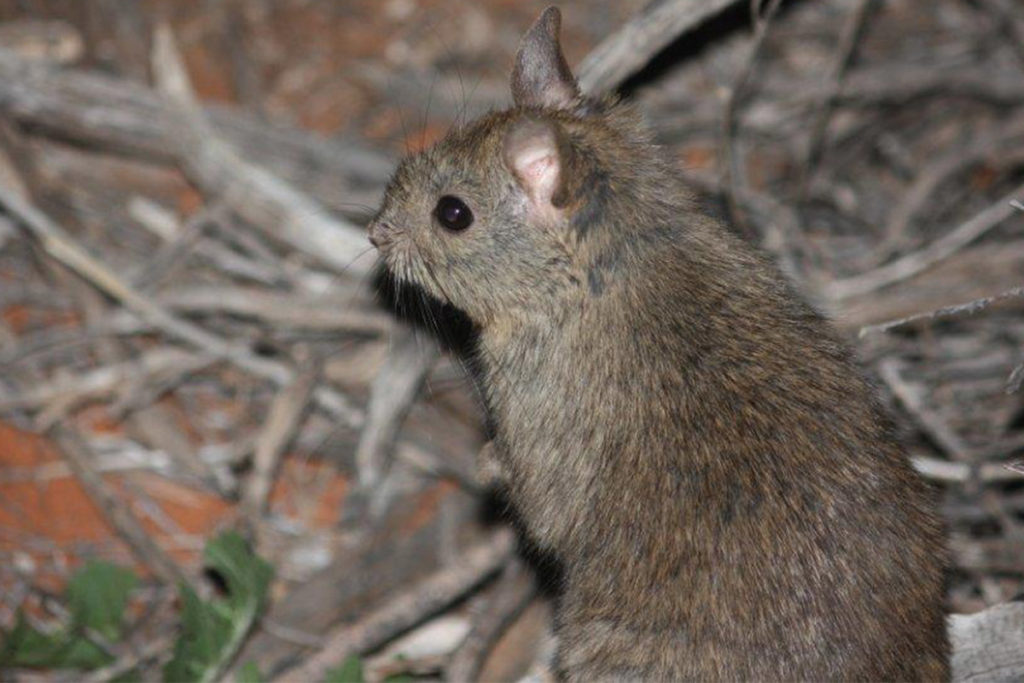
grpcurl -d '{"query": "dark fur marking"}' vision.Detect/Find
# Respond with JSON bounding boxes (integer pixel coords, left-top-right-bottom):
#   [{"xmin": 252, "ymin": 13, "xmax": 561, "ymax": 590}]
[{"xmin": 587, "ymin": 267, "xmax": 605, "ymax": 296}]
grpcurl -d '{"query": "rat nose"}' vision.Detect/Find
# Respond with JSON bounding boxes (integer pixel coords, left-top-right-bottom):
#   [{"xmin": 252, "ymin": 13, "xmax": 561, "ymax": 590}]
[{"xmin": 367, "ymin": 220, "xmax": 388, "ymax": 248}]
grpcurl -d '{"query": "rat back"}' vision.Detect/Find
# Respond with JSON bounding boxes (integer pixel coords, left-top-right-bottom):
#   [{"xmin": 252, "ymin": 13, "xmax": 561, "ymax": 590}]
[{"xmin": 482, "ymin": 217, "xmax": 951, "ymax": 681}]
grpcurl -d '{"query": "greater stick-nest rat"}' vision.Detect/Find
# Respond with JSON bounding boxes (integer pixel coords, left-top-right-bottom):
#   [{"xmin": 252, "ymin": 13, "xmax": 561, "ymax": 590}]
[{"xmin": 368, "ymin": 7, "xmax": 949, "ymax": 681}]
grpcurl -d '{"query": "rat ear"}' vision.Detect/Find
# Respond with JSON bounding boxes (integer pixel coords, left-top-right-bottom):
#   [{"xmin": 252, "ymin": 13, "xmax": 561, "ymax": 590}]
[
  {"xmin": 511, "ymin": 7, "xmax": 580, "ymax": 109},
  {"xmin": 503, "ymin": 118, "xmax": 572, "ymax": 216}
]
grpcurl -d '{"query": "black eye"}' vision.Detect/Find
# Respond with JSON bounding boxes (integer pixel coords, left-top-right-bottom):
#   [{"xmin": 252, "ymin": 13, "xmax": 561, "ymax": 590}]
[{"xmin": 434, "ymin": 195, "xmax": 473, "ymax": 232}]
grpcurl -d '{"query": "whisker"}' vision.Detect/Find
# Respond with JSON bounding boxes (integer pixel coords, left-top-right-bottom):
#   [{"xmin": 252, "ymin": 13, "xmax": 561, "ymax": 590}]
[
  {"xmin": 422, "ymin": 74, "xmax": 438, "ymax": 152},
  {"xmin": 331, "ymin": 201, "xmax": 379, "ymax": 213}
]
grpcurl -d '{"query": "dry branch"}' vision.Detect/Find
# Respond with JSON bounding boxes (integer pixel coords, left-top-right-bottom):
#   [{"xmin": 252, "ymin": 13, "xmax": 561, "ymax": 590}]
[
  {"xmin": 0, "ymin": 347, "xmax": 203, "ymax": 414},
  {"xmin": 446, "ymin": 556, "xmax": 537, "ymax": 683},
  {"xmin": 0, "ymin": 50, "xmax": 391, "ymax": 212},
  {"xmin": 824, "ymin": 181, "xmax": 1024, "ymax": 301},
  {"xmin": 150, "ymin": 25, "xmax": 375, "ymax": 278},
  {"xmin": 777, "ymin": 66, "xmax": 1024, "ymax": 108},
  {"xmin": 879, "ymin": 358, "xmax": 974, "ymax": 462},
  {"xmin": 910, "ymin": 455, "xmax": 1024, "ymax": 484},
  {"xmin": 83, "ymin": 633, "xmax": 176, "ymax": 683},
  {"xmin": 355, "ymin": 327, "xmax": 439, "ymax": 489},
  {"xmin": 274, "ymin": 529, "xmax": 515, "ymax": 683},
  {"xmin": 243, "ymin": 360, "xmax": 320, "ymax": 515},
  {"xmin": 51, "ymin": 428, "xmax": 191, "ymax": 587},
  {"xmin": 860, "ymin": 287, "xmax": 1024, "ymax": 337},
  {"xmin": 131, "ymin": 205, "xmax": 217, "ymax": 292},
  {"xmin": 951, "ymin": 601, "xmax": 1024, "ymax": 682},
  {"xmin": 127, "ymin": 404, "xmax": 228, "ymax": 493},
  {"xmin": 976, "ymin": 0, "xmax": 1024, "ymax": 68},
  {"xmin": 720, "ymin": 0, "xmax": 783, "ymax": 242},
  {"xmin": 156, "ymin": 286, "xmax": 392, "ymax": 335},
  {"xmin": 577, "ymin": 0, "xmax": 743, "ymax": 95},
  {"xmin": 0, "ymin": 183, "xmax": 364, "ymax": 427},
  {"xmin": 800, "ymin": 0, "xmax": 877, "ymax": 188},
  {"xmin": 873, "ymin": 121, "xmax": 1024, "ymax": 263}
]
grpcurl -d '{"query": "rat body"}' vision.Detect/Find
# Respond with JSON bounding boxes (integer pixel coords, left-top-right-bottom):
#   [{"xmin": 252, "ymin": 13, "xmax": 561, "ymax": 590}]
[{"xmin": 370, "ymin": 8, "xmax": 949, "ymax": 681}]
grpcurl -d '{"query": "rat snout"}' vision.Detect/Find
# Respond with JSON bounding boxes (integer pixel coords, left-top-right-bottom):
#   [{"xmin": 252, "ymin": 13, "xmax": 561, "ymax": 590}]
[{"xmin": 367, "ymin": 220, "xmax": 392, "ymax": 249}]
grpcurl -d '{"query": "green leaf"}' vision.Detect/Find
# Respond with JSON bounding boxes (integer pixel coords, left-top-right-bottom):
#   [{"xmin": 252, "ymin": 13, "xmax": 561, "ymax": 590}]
[
  {"xmin": 0, "ymin": 558, "xmax": 138, "ymax": 673},
  {"xmin": 236, "ymin": 659, "xmax": 266, "ymax": 683},
  {"xmin": 163, "ymin": 532, "xmax": 273, "ymax": 683},
  {"xmin": 203, "ymin": 533, "xmax": 272, "ymax": 615},
  {"xmin": 323, "ymin": 656, "xmax": 364, "ymax": 683},
  {"xmin": 67, "ymin": 560, "xmax": 138, "ymax": 641},
  {"xmin": 164, "ymin": 583, "xmax": 227, "ymax": 682},
  {"xmin": 0, "ymin": 611, "xmax": 112, "ymax": 670}
]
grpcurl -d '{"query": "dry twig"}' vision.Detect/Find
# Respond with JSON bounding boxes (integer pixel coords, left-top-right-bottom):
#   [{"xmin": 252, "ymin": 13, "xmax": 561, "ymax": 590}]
[
  {"xmin": 0, "ymin": 183, "xmax": 363, "ymax": 426},
  {"xmin": 872, "ymin": 121, "xmax": 1024, "ymax": 264},
  {"xmin": 824, "ymin": 181, "xmax": 1024, "ymax": 301},
  {"xmin": 0, "ymin": 348, "xmax": 203, "ymax": 415},
  {"xmin": 51, "ymin": 428, "xmax": 191, "ymax": 587},
  {"xmin": 243, "ymin": 359, "xmax": 320, "ymax": 515},
  {"xmin": 150, "ymin": 25, "xmax": 374, "ymax": 278},
  {"xmin": 878, "ymin": 358, "xmax": 973, "ymax": 462},
  {"xmin": 719, "ymin": 0, "xmax": 784, "ymax": 242},
  {"xmin": 860, "ymin": 287, "xmax": 1024, "ymax": 337},
  {"xmin": 156, "ymin": 286, "xmax": 392, "ymax": 335},
  {"xmin": 799, "ymin": 0, "xmax": 877, "ymax": 190},
  {"xmin": 355, "ymin": 328, "xmax": 439, "ymax": 489},
  {"xmin": 446, "ymin": 556, "xmax": 537, "ymax": 683},
  {"xmin": 951, "ymin": 602, "xmax": 1024, "ymax": 681},
  {"xmin": 273, "ymin": 529, "xmax": 515, "ymax": 683},
  {"xmin": 577, "ymin": 0, "xmax": 743, "ymax": 95}
]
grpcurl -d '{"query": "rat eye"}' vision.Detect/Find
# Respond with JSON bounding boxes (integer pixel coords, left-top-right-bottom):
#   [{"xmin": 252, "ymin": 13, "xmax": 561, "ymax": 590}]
[{"xmin": 434, "ymin": 195, "xmax": 473, "ymax": 232}]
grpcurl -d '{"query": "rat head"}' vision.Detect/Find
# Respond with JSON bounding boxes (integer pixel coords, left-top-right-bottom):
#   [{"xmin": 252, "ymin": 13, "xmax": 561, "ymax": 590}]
[{"xmin": 369, "ymin": 7, "xmax": 651, "ymax": 326}]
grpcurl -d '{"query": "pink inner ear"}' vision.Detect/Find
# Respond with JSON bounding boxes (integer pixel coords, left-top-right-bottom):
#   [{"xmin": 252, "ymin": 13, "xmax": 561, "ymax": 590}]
[
  {"xmin": 511, "ymin": 142, "xmax": 560, "ymax": 207},
  {"xmin": 518, "ymin": 149, "xmax": 557, "ymax": 197},
  {"xmin": 503, "ymin": 118, "xmax": 564, "ymax": 213}
]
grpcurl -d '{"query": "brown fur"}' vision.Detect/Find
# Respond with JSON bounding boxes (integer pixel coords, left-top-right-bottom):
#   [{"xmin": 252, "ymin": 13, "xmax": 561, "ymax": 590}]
[{"xmin": 369, "ymin": 7, "xmax": 949, "ymax": 681}]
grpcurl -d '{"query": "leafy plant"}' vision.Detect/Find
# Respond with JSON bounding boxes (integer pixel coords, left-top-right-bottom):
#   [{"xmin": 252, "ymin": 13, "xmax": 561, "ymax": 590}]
[
  {"xmin": 67, "ymin": 561, "xmax": 139, "ymax": 641},
  {"xmin": 0, "ymin": 533, "xmax": 273, "ymax": 683},
  {"xmin": 163, "ymin": 531, "xmax": 273, "ymax": 683},
  {"xmin": 1, "ymin": 611, "xmax": 112, "ymax": 669},
  {"xmin": 324, "ymin": 656, "xmax": 364, "ymax": 683},
  {"xmin": 236, "ymin": 659, "xmax": 267, "ymax": 682},
  {"xmin": 0, "ymin": 560, "xmax": 136, "ymax": 670}
]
